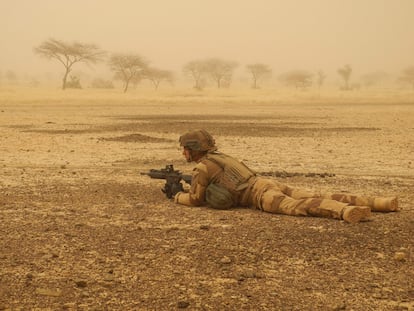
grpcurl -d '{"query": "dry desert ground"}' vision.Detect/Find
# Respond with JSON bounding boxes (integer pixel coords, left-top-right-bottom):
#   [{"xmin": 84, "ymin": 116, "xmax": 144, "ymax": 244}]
[{"xmin": 0, "ymin": 87, "xmax": 413, "ymax": 310}]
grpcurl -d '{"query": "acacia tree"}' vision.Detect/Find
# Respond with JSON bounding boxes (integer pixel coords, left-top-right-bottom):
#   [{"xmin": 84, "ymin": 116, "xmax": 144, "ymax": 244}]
[
  {"xmin": 204, "ymin": 58, "xmax": 238, "ymax": 88},
  {"xmin": 398, "ymin": 67, "xmax": 414, "ymax": 89},
  {"xmin": 144, "ymin": 68, "xmax": 174, "ymax": 90},
  {"xmin": 108, "ymin": 53, "xmax": 148, "ymax": 93},
  {"xmin": 337, "ymin": 64, "xmax": 352, "ymax": 90},
  {"xmin": 34, "ymin": 38, "xmax": 105, "ymax": 90},
  {"xmin": 182, "ymin": 60, "xmax": 207, "ymax": 90},
  {"xmin": 246, "ymin": 63, "xmax": 272, "ymax": 89},
  {"xmin": 278, "ymin": 70, "xmax": 313, "ymax": 89}
]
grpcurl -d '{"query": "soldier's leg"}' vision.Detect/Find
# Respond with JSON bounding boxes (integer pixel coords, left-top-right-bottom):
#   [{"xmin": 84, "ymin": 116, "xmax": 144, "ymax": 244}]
[
  {"xmin": 319, "ymin": 192, "xmax": 398, "ymax": 212},
  {"xmin": 274, "ymin": 181, "xmax": 398, "ymax": 213},
  {"xmin": 272, "ymin": 181, "xmax": 318, "ymax": 199},
  {"xmin": 260, "ymin": 188, "xmax": 371, "ymax": 223}
]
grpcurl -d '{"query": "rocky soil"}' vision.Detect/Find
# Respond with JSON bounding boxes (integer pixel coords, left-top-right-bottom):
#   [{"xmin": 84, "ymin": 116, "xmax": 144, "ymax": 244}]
[{"xmin": 0, "ymin": 90, "xmax": 413, "ymax": 310}]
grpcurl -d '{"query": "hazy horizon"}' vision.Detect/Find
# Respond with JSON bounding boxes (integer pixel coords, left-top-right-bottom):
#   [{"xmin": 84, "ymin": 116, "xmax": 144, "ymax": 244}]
[{"xmin": 1, "ymin": 0, "xmax": 414, "ymax": 82}]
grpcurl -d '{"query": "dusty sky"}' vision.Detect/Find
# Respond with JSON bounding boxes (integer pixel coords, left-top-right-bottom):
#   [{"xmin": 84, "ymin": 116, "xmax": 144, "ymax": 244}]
[{"xmin": 1, "ymin": 0, "xmax": 413, "ymax": 79}]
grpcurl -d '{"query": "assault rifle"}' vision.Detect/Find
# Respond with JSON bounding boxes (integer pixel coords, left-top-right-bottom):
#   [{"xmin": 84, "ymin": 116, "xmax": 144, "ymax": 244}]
[{"xmin": 140, "ymin": 164, "xmax": 192, "ymax": 199}]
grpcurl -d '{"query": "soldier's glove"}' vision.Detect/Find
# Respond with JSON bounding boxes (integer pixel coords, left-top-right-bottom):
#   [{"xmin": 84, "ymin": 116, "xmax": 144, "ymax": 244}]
[{"xmin": 162, "ymin": 182, "xmax": 184, "ymax": 199}]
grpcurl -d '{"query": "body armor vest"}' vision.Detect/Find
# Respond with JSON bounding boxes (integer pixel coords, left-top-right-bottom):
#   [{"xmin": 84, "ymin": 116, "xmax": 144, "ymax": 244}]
[{"xmin": 206, "ymin": 152, "xmax": 255, "ymax": 193}]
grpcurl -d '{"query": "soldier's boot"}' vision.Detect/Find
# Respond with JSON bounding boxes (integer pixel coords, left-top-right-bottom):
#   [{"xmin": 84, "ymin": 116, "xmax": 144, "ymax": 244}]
[
  {"xmin": 351, "ymin": 196, "xmax": 399, "ymax": 213},
  {"xmin": 371, "ymin": 197, "xmax": 398, "ymax": 212},
  {"xmin": 342, "ymin": 206, "xmax": 372, "ymax": 223}
]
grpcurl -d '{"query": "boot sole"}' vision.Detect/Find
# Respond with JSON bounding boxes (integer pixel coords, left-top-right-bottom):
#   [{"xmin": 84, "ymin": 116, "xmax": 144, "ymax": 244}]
[
  {"xmin": 343, "ymin": 206, "xmax": 372, "ymax": 223},
  {"xmin": 373, "ymin": 197, "xmax": 399, "ymax": 212}
]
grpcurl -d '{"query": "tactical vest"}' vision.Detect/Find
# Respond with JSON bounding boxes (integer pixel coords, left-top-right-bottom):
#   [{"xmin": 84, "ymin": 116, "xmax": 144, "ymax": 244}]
[{"xmin": 206, "ymin": 152, "xmax": 256, "ymax": 193}]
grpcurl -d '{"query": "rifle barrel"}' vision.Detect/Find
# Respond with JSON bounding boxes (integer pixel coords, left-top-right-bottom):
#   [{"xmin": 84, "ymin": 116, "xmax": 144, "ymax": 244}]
[
  {"xmin": 140, "ymin": 171, "xmax": 166, "ymax": 180},
  {"xmin": 140, "ymin": 168, "xmax": 192, "ymax": 184}
]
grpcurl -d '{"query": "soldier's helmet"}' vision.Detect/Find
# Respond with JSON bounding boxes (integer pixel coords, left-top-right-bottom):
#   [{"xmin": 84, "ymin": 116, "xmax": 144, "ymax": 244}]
[{"xmin": 179, "ymin": 129, "xmax": 217, "ymax": 152}]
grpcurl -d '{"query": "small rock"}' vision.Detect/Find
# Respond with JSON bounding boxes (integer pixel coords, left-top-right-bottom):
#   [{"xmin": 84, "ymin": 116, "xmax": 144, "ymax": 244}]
[
  {"xmin": 177, "ymin": 301, "xmax": 190, "ymax": 309},
  {"xmin": 394, "ymin": 252, "xmax": 407, "ymax": 261},
  {"xmin": 332, "ymin": 303, "xmax": 346, "ymax": 310},
  {"xmin": 36, "ymin": 288, "xmax": 62, "ymax": 297},
  {"xmin": 220, "ymin": 256, "xmax": 232, "ymax": 264},
  {"xmin": 75, "ymin": 280, "xmax": 88, "ymax": 288},
  {"xmin": 199, "ymin": 225, "xmax": 210, "ymax": 230}
]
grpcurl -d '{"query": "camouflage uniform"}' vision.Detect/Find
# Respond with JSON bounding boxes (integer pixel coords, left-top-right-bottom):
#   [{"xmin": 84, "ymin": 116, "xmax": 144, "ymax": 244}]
[{"xmin": 175, "ymin": 130, "xmax": 398, "ymax": 223}]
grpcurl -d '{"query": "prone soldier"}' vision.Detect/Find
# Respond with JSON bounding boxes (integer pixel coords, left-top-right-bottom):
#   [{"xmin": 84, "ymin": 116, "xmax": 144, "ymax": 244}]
[{"xmin": 173, "ymin": 129, "xmax": 398, "ymax": 223}]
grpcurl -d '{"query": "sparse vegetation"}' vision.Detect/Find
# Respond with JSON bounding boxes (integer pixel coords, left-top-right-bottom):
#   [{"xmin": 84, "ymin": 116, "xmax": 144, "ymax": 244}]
[
  {"xmin": 203, "ymin": 58, "xmax": 238, "ymax": 89},
  {"xmin": 108, "ymin": 53, "xmax": 148, "ymax": 93},
  {"xmin": 90, "ymin": 78, "xmax": 115, "ymax": 89},
  {"xmin": 2, "ymin": 40, "xmax": 412, "ymax": 92},
  {"xmin": 65, "ymin": 75, "xmax": 82, "ymax": 89},
  {"xmin": 182, "ymin": 58, "xmax": 238, "ymax": 89},
  {"xmin": 34, "ymin": 38, "xmax": 105, "ymax": 90},
  {"xmin": 278, "ymin": 70, "xmax": 313, "ymax": 89},
  {"xmin": 144, "ymin": 68, "xmax": 174, "ymax": 90},
  {"xmin": 246, "ymin": 63, "xmax": 272, "ymax": 89},
  {"xmin": 337, "ymin": 64, "xmax": 353, "ymax": 90},
  {"xmin": 183, "ymin": 60, "xmax": 208, "ymax": 90}
]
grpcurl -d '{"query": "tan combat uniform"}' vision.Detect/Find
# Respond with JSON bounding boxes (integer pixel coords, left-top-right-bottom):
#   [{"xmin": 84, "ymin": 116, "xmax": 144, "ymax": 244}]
[{"xmin": 175, "ymin": 152, "xmax": 398, "ymax": 220}]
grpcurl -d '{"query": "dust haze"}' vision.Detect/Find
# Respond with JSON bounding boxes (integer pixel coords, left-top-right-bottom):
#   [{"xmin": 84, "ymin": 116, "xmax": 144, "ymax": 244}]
[
  {"xmin": 1, "ymin": 1, "xmax": 414, "ymax": 310},
  {"xmin": 1, "ymin": 0, "xmax": 414, "ymax": 87}
]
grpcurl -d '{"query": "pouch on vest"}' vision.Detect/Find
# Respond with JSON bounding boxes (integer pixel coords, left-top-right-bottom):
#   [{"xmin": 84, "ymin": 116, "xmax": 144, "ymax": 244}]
[{"xmin": 205, "ymin": 183, "xmax": 234, "ymax": 210}]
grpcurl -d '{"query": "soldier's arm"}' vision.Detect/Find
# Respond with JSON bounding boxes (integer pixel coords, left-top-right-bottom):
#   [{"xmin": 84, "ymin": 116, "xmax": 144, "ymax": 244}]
[{"xmin": 174, "ymin": 163, "xmax": 209, "ymax": 206}]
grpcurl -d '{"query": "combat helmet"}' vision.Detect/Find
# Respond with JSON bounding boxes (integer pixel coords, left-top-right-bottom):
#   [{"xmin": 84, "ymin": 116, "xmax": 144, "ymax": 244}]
[{"xmin": 179, "ymin": 129, "xmax": 217, "ymax": 152}]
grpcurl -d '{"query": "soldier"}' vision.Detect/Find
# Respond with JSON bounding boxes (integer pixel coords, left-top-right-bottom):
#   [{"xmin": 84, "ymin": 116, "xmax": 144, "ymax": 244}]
[{"xmin": 174, "ymin": 129, "xmax": 399, "ymax": 223}]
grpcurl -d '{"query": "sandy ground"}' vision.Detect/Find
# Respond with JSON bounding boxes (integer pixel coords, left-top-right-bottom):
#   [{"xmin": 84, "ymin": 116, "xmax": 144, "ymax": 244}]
[{"xmin": 0, "ymin": 88, "xmax": 413, "ymax": 310}]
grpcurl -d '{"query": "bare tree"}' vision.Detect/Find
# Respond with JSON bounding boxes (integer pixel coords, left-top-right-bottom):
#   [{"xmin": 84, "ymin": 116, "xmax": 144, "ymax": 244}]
[
  {"xmin": 34, "ymin": 38, "xmax": 105, "ymax": 90},
  {"xmin": 278, "ymin": 70, "xmax": 313, "ymax": 89},
  {"xmin": 397, "ymin": 66, "xmax": 414, "ymax": 89},
  {"xmin": 182, "ymin": 60, "xmax": 207, "ymax": 90},
  {"xmin": 108, "ymin": 53, "xmax": 148, "ymax": 93},
  {"xmin": 337, "ymin": 64, "xmax": 352, "ymax": 90},
  {"xmin": 316, "ymin": 70, "xmax": 326, "ymax": 90},
  {"xmin": 204, "ymin": 58, "xmax": 238, "ymax": 88},
  {"xmin": 246, "ymin": 63, "xmax": 272, "ymax": 89},
  {"xmin": 144, "ymin": 68, "xmax": 174, "ymax": 90}
]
